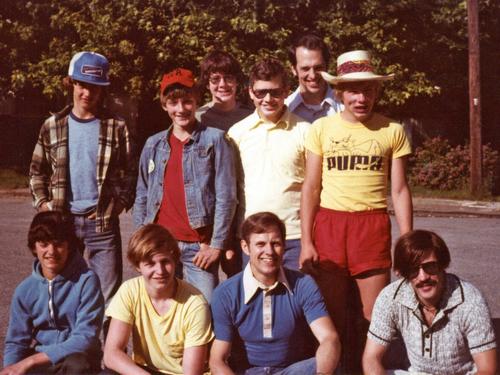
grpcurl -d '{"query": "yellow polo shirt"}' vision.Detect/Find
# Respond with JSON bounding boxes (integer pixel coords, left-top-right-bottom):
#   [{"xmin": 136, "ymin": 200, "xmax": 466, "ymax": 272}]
[
  {"xmin": 106, "ymin": 277, "xmax": 214, "ymax": 375},
  {"xmin": 228, "ymin": 110, "xmax": 309, "ymax": 239}
]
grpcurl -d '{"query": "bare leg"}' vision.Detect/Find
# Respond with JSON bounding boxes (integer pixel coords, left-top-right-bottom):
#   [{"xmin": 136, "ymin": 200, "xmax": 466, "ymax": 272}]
[
  {"xmin": 355, "ymin": 270, "xmax": 390, "ymax": 322},
  {"xmin": 346, "ymin": 270, "xmax": 390, "ymax": 373}
]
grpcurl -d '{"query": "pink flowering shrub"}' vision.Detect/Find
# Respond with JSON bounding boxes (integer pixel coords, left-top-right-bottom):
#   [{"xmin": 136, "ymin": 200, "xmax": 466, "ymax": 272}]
[{"xmin": 409, "ymin": 137, "xmax": 499, "ymax": 191}]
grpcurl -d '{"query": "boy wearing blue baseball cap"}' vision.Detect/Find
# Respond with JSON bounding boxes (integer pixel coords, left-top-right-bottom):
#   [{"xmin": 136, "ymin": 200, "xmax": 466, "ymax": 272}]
[{"xmin": 29, "ymin": 51, "xmax": 137, "ymax": 313}]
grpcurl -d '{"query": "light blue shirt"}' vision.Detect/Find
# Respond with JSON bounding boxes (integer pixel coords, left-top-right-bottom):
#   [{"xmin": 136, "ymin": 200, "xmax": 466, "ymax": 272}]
[
  {"xmin": 67, "ymin": 112, "xmax": 99, "ymax": 214},
  {"xmin": 285, "ymin": 85, "xmax": 343, "ymax": 123}
]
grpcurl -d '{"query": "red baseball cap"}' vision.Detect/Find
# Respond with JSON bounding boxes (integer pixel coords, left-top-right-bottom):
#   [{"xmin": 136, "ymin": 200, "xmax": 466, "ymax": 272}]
[{"xmin": 160, "ymin": 68, "xmax": 195, "ymax": 94}]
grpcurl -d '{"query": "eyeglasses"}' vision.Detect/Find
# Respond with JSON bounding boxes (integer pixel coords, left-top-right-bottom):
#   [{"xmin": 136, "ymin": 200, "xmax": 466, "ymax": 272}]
[
  {"xmin": 209, "ymin": 74, "xmax": 237, "ymax": 85},
  {"xmin": 251, "ymin": 88, "xmax": 286, "ymax": 99},
  {"xmin": 408, "ymin": 261, "xmax": 440, "ymax": 279}
]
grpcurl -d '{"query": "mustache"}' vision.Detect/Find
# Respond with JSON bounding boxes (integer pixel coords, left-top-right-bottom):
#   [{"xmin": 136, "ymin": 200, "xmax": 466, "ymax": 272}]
[{"xmin": 416, "ymin": 280, "xmax": 438, "ymax": 289}]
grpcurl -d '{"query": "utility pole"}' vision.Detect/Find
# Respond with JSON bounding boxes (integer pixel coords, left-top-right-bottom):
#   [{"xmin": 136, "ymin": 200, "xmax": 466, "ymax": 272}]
[{"xmin": 467, "ymin": 0, "xmax": 482, "ymax": 195}]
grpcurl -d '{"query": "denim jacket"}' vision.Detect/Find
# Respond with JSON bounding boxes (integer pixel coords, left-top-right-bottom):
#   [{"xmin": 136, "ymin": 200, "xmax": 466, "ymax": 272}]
[{"xmin": 133, "ymin": 123, "xmax": 237, "ymax": 249}]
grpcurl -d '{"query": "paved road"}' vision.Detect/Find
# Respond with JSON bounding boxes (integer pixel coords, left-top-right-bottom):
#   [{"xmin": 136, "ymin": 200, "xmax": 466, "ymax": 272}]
[{"xmin": 1, "ymin": 196, "xmax": 499, "ymax": 364}]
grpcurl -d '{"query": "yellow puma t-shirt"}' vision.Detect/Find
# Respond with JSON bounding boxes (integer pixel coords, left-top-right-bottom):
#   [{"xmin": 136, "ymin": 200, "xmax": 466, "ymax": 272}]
[
  {"xmin": 305, "ymin": 113, "xmax": 411, "ymax": 211},
  {"xmin": 106, "ymin": 277, "xmax": 214, "ymax": 375}
]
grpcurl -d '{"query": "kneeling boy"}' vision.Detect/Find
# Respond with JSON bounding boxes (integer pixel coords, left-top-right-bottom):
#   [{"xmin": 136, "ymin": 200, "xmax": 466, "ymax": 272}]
[
  {"xmin": 2, "ymin": 211, "xmax": 104, "ymax": 374},
  {"xmin": 103, "ymin": 224, "xmax": 213, "ymax": 375}
]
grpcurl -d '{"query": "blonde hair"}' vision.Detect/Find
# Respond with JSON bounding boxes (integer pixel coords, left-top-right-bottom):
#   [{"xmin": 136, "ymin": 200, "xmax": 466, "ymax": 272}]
[
  {"xmin": 127, "ymin": 224, "xmax": 180, "ymax": 267},
  {"xmin": 333, "ymin": 80, "xmax": 381, "ymax": 103}
]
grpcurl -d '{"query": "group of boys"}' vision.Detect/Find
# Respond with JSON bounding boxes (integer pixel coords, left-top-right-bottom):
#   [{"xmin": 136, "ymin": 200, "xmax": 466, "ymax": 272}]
[{"xmin": 2, "ymin": 34, "xmax": 497, "ymax": 375}]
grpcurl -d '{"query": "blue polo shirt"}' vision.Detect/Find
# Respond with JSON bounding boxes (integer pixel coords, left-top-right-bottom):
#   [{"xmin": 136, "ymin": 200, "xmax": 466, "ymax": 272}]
[{"xmin": 211, "ymin": 266, "xmax": 328, "ymax": 368}]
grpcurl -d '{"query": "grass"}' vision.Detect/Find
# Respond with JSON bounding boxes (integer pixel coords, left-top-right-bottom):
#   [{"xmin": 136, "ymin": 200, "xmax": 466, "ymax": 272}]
[
  {"xmin": 411, "ymin": 184, "xmax": 500, "ymax": 202},
  {"xmin": 0, "ymin": 168, "xmax": 29, "ymax": 189}
]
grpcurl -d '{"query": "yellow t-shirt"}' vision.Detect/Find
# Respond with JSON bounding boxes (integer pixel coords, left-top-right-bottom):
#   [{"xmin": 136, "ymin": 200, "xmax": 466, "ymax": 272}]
[
  {"xmin": 305, "ymin": 113, "xmax": 411, "ymax": 211},
  {"xmin": 106, "ymin": 277, "xmax": 214, "ymax": 375}
]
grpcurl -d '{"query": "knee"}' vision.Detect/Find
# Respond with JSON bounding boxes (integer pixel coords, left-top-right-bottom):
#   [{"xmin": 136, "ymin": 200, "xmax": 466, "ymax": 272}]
[{"xmin": 60, "ymin": 352, "xmax": 96, "ymax": 374}]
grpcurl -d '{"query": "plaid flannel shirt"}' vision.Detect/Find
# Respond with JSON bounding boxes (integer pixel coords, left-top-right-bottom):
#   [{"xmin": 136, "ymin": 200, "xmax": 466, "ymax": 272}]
[{"xmin": 29, "ymin": 105, "xmax": 137, "ymax": 232}]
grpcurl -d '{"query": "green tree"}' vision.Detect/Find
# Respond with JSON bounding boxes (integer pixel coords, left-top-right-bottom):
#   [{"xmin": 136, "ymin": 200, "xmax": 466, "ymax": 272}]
[{"xmin": 1, "ymin": 0, "xmax": 498, "ymax": 147}]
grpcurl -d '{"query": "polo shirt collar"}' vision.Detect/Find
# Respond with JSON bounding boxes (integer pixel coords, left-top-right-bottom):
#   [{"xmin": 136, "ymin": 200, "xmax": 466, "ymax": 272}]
[
  {"xmin": 393, "ymin": 273, "xmax": 465, "ymax": 313},
  {"xmin": 287, "ymin": 85, "xmax": 338, "ymax": 112},
  {"xmin": 248, "ymin": 108, "xmax": 293, "ymax": 131},
  {"xmin": 242, "ymin": 263, "xmax": 292, "ymax": 304}
]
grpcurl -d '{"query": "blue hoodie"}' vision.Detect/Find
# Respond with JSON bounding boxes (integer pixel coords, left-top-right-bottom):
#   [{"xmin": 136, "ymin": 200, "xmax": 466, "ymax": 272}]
[{"xmin": 3, "ymin": 249, "xmax": 104, "ymax": 366}]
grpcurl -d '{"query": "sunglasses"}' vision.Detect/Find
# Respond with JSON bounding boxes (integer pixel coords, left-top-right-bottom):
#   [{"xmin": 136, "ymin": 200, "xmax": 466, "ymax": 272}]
[
  {"xmin": 408, "ymin": 261, "xmax": 440, "ymax": 279},
  {"xmin": 251, "ymin": 88, "xmax": 286, "ymax": 99},
  {"xmin": 209, "ymin": 74, "xmax": 237, "ymax": 85}
]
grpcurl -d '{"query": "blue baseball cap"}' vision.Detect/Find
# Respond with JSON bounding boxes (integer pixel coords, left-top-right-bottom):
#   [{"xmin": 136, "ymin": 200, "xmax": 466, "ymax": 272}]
[{"xmin": 68, "ymin": 51, "xmax": 110, "ymax": 86}]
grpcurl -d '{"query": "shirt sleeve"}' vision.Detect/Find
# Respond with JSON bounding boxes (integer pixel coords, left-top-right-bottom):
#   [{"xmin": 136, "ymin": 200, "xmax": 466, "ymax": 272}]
[
  {"xmin": 29, "ymin": 120, "xmax": 52, "ymax": 209},
  {"xmin": 133, "ymin": 139, "xmax": 153, "ymax": 228},
  {"xmin": 183, "ymin": 296, "xmax": 214, "ymax": 348},
  {"xmin": 391, "ymin": 123, "xmax": 412, "ymax": 159},
  {"xmin": 210, "ymin": 286, "xmax": 235, "ymax": 342},
  {"xmin": 304, "ymin": 120, "xmax": 324, "ymax": 156},
  {"xmin": 367, "ymin": 286, "xmax": 397, "ymax": 346},
  {"xmin": 462, "ymin": 285, "xmax": 497, "ymax": 354},
  {"xmin": 105, "ymin": 279, "xmax": 136, "ymax": 325},
  {"xmin": 298, "ymin": 275, "xmax": 330, "ymax": 325},
  {"xmin": 3, "ymin": 286, "xmax": 35, "ymax": 366},
  {"xmin": 210, "ymin": 132, "xmax": 238, "ymax": 249},
  {"xmin": 115, "ymin": 120, "xmax": 138, "ymax": 210}
]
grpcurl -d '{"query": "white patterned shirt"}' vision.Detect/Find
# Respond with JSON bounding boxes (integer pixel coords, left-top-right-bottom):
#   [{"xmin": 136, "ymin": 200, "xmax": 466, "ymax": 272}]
[{"xmin": 368, "ymin": 274, "xmax": 496, "ymax": 375}]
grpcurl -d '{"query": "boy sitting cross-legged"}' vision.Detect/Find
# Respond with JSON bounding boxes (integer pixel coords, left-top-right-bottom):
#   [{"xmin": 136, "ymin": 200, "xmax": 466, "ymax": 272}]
[
  {"xmin": 102, "ymin": 224, "xmax": 214, "ymax": 375},
  {"xmin": 2, "ymin": 211, "xmax": 104, "ymax": 375}
]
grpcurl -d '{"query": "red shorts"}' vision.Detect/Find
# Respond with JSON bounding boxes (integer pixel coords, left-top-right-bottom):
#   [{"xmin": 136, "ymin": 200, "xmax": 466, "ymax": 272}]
[{"xmin": 313, "ymin": 207, "xmax": 391, "ymax": 276}]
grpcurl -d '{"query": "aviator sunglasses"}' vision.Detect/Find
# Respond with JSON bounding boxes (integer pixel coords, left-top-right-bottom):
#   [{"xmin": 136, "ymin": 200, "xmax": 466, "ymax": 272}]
[
  {"xmin": 251, "ymin": 88, "xmax": 286, "ymax": 99},
  {"xmin": 408, "ymin": 261, "xmax": 440, "ymax": 279}
]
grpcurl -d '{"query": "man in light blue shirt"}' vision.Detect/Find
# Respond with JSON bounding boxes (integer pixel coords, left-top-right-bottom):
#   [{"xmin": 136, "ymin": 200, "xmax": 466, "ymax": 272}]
[{"xmin": 285, "ymin": 34, "xmax": 343, "ymax": 123}]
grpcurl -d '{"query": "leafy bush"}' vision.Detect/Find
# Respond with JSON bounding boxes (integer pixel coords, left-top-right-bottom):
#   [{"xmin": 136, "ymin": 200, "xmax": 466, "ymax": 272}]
[
  {"xmin": 0, "ymin": 168, "xmax": 29, "ymax": 189},
  {"xmin": 409, "ymin": 137, "xmax": 499, "ymax": 192}
]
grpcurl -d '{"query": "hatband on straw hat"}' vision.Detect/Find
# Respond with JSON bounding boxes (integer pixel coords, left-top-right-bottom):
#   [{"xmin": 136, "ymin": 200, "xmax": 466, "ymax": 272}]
[{"xmin": 320, "ymin": 50, "xmax": 394, "ymax": 85}]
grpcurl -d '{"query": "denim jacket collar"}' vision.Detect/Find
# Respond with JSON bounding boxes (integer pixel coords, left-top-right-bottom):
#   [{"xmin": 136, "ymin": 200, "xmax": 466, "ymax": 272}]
[{"xmin": 165, "ymin": 121, "xmax": 206, "ymax": 147}]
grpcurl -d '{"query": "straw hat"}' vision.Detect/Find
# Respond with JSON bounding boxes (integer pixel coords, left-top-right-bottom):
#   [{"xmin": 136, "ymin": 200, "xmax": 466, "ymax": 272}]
[{"xmin": 320, "ymin": 50, "xmax": 394, "ymax": 84}]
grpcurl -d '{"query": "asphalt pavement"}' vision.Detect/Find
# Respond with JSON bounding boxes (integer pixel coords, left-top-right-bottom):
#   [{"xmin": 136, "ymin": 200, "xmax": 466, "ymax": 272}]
[
  {"xmin": 3, "ymin": 188, "xmax": 500, "ymax": 217},
  {"xmin": 0, "ymin": 190, "xmax": 499, "ymax": 368}
]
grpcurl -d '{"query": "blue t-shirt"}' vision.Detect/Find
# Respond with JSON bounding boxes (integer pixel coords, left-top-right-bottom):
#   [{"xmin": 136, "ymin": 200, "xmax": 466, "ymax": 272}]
[
  {"xmin": 211, "ymin": 268, "xmax": 328, "ymax": 369},
  {"xmin": 67, "ymin": 112, "xmax": 100, "ymax": 214}
]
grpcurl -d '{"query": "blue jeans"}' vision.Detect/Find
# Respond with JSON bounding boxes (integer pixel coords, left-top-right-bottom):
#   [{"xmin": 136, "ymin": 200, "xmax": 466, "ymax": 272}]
[
  {"xmin": 176, "ymin": 241, "xmax": 219, "ymax": 303},
  {"xmin": 242, "ymin": 239, "xmax": 301, "ymax": 271},
  {"xmin": 282, "ymin": 239, "xmax": 301, "ymax": 271},
  {"xmin": 72, "ymin": 215, "xmax": 122, "ymax": 306},
  {"xmin": 27, "ymin": 352, "xmax": 99, "ymax": 374},
  {"xmin": 239, "ymin": 357, "xmax": 316, "ymax": 375}
]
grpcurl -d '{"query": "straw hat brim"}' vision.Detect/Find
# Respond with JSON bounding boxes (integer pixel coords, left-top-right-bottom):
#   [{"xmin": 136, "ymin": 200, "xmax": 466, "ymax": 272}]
[{"xmin": 320, "ymin": 71, "xmax": 395, "ymax": 85}]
